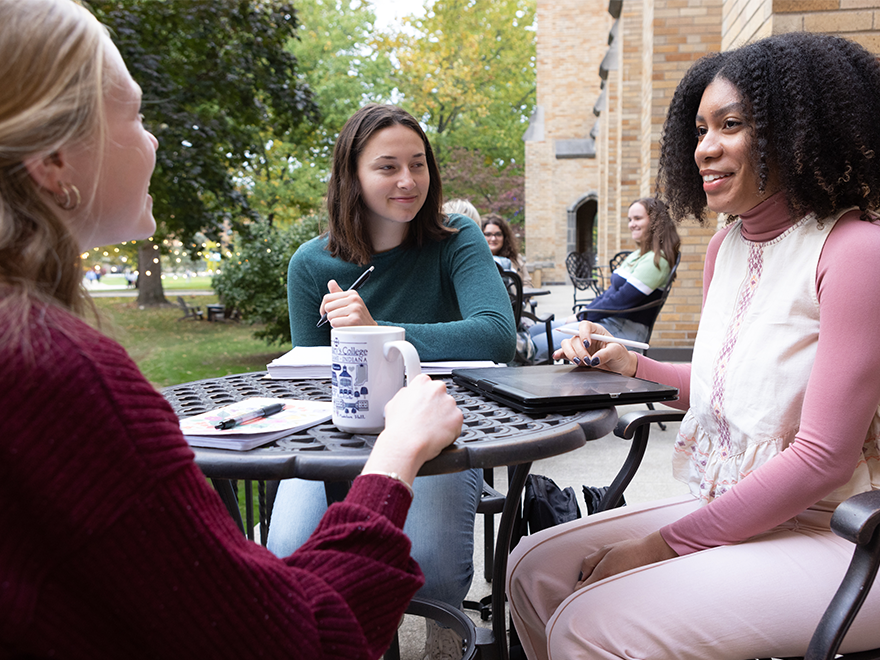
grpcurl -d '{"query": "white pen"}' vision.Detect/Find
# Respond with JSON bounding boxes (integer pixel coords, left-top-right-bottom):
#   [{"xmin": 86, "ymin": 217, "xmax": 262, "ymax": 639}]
[{"xmin": 557, "ymin": 326, "xmax": 650, "ymax": 351}]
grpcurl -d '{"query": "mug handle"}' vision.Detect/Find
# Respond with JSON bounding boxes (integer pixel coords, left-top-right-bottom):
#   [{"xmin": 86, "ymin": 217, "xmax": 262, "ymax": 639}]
[{"xmin": 384, "ymin": 340, "xmax": 422, "ymax": 385}]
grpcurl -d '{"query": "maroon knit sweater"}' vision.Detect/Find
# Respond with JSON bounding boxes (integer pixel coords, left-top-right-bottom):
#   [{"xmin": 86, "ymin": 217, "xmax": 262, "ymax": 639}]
[{"xmin": 0, "ymin": 300, "xmax": 424, "ymax": 659}]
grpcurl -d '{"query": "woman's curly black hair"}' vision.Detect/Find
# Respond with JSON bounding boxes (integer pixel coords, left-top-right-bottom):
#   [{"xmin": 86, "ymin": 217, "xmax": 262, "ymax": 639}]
[{"xmin": 658, "ymin": 31, "xmax": 880, "ymax": 225}]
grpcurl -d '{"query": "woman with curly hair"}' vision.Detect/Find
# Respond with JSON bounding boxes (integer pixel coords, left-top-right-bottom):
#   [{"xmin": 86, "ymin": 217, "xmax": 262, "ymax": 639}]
[
  {"xmin": 529, "ymin": 197, "xmax": 680, "ymax": 362},
  {"xmin": 507, "ymin": 32, "xmax": 880, "ymax": 659}
]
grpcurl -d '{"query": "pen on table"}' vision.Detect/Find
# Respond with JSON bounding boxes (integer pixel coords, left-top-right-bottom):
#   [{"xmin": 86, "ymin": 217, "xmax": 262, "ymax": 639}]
[
  {"xmin": 557, "ymin": 326, "xmax": 650, "ymax": 351},
  {"xmin": 316, "ymin": 265, "xmax": 375, "ymax": 327},
  {"xmin": 214, "ymin": 402, "xmax": 285, "ymax": 430}
]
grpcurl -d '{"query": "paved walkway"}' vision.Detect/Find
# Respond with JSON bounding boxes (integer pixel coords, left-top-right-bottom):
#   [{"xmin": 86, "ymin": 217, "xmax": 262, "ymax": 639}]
[{"xmin": 86, "ymin": 286, "xmax": 213, "ymax": 298}]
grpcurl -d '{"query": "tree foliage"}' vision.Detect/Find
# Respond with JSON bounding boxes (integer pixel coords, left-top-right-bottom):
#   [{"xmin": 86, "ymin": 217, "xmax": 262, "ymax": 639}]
[
  {"xmin": 379, "ymin": 0, "xmax": 536, "ymax": 165},
  {"xmin": 212, "ymin": 215, "xmax": 323, "ymax": 346},
  {"xmin": 240, "ymin": 0, "xmax": 395, "ymax": 223},
  {"xmin": 441, "ymin": 147, "xmax": 524, "ymax": 222},
  {"xmin": 84, "ymin": 0, "xmax": 316, "ymax": 303}
]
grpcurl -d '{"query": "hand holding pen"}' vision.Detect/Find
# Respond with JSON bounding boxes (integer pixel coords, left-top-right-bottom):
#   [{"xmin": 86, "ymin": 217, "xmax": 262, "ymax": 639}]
[
  {"xmin": 556, "ymin": 326, "xmax": 650, "ymax": 350},
  {"xmin": 317, "ymin": 266, "xmax": 375, "ymax": 328},
  {"xmin": 553, "ymin": 321, "xmax": 641, "ymax": 378}
]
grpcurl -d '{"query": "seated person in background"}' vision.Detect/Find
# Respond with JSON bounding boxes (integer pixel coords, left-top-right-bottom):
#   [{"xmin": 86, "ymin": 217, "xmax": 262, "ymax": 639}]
[
  {"xmin": 482, "ymin": 213, "xmax": 533, "ymax": 287},
  {"xmin": 443, "ymin": 197, "xmax": 481, "ymax": 225},
  {"xmin": 0, "ymin": 2, "xmax": 463, "ymax": 659},
  {"xmin": 530, "ymin": 197, "xmax": 680, "ymax": 362},
  {"xmin": 271, "ymin": 104, "xmax": 516, "ymax": 660}
]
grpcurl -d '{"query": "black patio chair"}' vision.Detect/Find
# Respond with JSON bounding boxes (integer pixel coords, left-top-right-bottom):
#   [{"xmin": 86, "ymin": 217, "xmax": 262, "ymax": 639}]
[
  {"xmin": 565, "ymin": 251, "xmax": 602, "ymax": 313},
  {"xmin": 597, "ymin": 409, "xmax": 880, "ymax": 660},
  {"xmin": 595, "ymin": 249, "xmax": 633, "ymax": 292},
  {"xmin": 497, "ymin": 264, "xmax": 556, "ymax": 366},
  {"xmin": 572, "ymin": 252, "xmax": 680, "ymax": 326}
]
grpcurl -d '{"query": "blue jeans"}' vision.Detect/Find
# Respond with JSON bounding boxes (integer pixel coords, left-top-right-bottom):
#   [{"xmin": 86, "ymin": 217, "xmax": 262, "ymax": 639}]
[
  {"xmin": 266, "ymin": 469, "xmax": 481, "ymax": 608},
  {"xmin": 529, "ymin": 316, "xmax": 650, "ymax": 362}
]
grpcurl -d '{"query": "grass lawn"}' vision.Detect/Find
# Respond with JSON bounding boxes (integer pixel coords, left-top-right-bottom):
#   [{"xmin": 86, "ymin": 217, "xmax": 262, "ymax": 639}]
[
  {"xmin": 94, "ymin": 295, "xmax": 287, "ymax": 389},
  {"xmin": 95, "ymin": 295, "xmax": 289, "ymax": 525}
]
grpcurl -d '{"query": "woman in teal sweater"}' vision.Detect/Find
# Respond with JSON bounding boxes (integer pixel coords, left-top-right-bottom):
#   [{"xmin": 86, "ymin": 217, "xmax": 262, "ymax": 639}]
[{"xmin": 270, "ymin": 104, "xmax": 515, "ymax": 659}]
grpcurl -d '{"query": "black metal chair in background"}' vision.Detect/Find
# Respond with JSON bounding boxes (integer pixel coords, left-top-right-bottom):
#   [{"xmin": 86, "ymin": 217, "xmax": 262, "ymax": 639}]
[
  {"xmin": 598, "ymin": 409, "xmax": 880, "ymax": 660},
  {"xmin": 597, "ymin": 249, "xmax": 633, "ymax": 292},
  {"xmin": 565, "ymin": 251, "xmax": 602, "ymax": 313},
  {"xmin": 497, "ymin": 265, "xmax": 556, "ymax": 367},
  {"xmin": 576, "ymin": 252, "xmax": 681, "ymax": 346}
]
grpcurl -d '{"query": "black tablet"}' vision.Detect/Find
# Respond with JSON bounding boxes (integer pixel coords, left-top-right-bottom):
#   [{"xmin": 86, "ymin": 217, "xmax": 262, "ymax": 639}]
[{"xmin": 451, "ymin": 364, "xmax": 679, "ymax": 414}]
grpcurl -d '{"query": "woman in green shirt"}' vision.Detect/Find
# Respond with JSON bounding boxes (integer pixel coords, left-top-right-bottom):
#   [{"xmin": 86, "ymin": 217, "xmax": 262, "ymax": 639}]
[{"xmin": 270, "ymin": 104, "xmax": 515, "ymax": 659}]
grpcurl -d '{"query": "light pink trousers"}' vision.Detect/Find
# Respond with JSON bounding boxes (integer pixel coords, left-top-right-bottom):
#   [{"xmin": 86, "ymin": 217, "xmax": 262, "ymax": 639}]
[{"xmin": 506, "ymin": 495, "xmax": 880, "ymax": 660}]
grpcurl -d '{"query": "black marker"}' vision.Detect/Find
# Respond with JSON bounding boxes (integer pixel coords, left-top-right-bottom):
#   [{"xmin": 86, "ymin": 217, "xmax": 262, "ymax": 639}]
[
  {"xmin": 214, "ymin": 402, "xmax": 285, "ymax": 430},
  {"xmin": 316, "ymin": 265, "xmax": 375, "ymax": 327}
]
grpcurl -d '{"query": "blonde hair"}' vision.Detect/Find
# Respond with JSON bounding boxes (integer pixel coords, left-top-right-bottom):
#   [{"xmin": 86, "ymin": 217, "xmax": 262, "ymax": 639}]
[
  {"xmin": 442, "ymin": 199, "xmax": 482, "ymax": 225},
  {"xmin": 0, "ymin": 0, "xmax": 107, "ymax": 327}
]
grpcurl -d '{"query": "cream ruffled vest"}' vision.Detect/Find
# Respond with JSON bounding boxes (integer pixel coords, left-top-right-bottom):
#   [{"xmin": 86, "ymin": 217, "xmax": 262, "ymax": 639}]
[{"xmin": 674, "ymin": 213, "xmax": 880, "ymax": 505}]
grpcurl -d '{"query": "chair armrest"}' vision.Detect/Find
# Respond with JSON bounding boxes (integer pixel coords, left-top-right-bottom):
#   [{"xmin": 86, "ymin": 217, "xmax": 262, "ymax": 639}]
[
  {"xmin": 583, "ymin": 298, "xmax": 665, "ymax": 316},
  {"xmin": 614, "ymin": 409, "xmax": 686, "ymax": 439},
  {"xmin": 595, "ymin": 409, "xmax": 685, "ymax": 513},
  {"xmin": 522, "ymin": 310, "xmax": 555, "ymax": 324},
  {"xmin": 831, "ymin": 490, "xmax": 880, "ymax": 546},
  {"xmin": 805, "ymin": 489, "xmax": 880, "ymax": 660},
  {"xmin": 521, "ymin": 310, "xmax": 556, "ymax": 366}
]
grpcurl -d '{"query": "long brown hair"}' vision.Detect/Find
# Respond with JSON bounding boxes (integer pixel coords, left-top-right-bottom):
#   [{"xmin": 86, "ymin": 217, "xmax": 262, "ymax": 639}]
[
  {"xmin": 631, "ymin": 197, "xmax": 680, "ymax": 269},
  {"xmin": 325, "ymin": 104, "xmax": 454, "ymax": 266},
  {"xmin": 0, "ymin": 0, "xmax": 107, "ymax": 342},
  {"xmin": 481, "ymin": 213, "xmax": 520, "ymax": 262}
]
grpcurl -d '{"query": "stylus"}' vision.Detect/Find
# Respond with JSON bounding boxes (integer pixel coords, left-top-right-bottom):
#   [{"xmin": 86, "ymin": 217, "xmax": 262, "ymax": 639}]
[{"xmin": 556, "ymin": 326, "xmax": 650, "ymax": 351}]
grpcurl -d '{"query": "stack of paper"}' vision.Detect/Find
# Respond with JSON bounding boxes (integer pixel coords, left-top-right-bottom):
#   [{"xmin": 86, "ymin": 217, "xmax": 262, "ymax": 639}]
[
  {"xmin": 267, "ymin": 346, "xmax": 332, "ymax": 379},
  {"xmin": 179, "ymin": 396, "xmax": 332, "ymax": 450},
  {"xmin": 266, "ymin": 346, "xmax": 500, "ymax": 379}
]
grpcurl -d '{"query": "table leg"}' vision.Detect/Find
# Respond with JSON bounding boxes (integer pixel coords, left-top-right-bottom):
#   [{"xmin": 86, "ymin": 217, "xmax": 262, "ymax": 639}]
[
  {"xmin": 211, "ymin": 478, "xmax": 245, "ymax": 535},
  {"xmin": 491, "ymin": 461, "xmax": 532, "ymax": 660}
]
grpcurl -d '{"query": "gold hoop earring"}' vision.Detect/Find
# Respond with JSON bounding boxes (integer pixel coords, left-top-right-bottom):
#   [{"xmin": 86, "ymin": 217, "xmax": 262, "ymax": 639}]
[{"xmin": 53, "ymin": 182, "xmax": 81, "ymax": 211}]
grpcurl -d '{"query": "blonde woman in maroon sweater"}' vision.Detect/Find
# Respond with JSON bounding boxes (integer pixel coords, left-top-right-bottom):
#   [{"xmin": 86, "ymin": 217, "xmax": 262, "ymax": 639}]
[{"xmin": 0, "ymin": 1, "xmax": 463, "ymax": 658}]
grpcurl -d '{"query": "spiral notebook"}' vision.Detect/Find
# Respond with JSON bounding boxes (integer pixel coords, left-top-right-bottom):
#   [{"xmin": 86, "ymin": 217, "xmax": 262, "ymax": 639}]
[{"xmin": 451, "ymin": 364, "xmax": 678, "ymax": 414}]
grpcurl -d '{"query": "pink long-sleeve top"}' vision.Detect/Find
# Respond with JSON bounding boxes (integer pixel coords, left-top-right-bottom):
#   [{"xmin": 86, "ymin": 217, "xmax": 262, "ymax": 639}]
[{"xmin": 635, "ymin": 193, "xmax": 880, "ymax": 555}]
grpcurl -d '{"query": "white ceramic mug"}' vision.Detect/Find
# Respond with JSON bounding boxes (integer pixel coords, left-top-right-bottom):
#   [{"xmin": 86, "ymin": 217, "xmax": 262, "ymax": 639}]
[{"xmin": 330, "ymin": 326, "xmax": 421, "ymax": 434}]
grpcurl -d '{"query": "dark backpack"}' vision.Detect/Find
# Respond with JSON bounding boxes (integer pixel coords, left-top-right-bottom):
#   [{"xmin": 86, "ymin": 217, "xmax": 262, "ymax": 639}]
[{"xmin": 520, "ymin": 474, "xmax": 581, "ymax": 536}]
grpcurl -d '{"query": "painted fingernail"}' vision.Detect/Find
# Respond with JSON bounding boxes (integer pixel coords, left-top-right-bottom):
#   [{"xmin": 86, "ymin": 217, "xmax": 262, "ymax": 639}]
[
  {"xmin": 583, "ymin": 339, "xmax": 590, "ymax": 348},
  {"xmin": 591, "ymin": 357, "xmax": 601, "ymax": 366},
  {"xmin": 572, "ymin": 356, "xmax": 581, "ymax": 365},
  {"xmin": 578, "ymin": 571, "xmax": 584, "ymax": 581}
]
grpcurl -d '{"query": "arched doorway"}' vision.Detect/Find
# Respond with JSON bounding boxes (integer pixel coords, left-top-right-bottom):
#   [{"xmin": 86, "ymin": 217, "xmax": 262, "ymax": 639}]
[{"xmin": 567, "ymin": 193, "xmax": 598, "ymax": 257}]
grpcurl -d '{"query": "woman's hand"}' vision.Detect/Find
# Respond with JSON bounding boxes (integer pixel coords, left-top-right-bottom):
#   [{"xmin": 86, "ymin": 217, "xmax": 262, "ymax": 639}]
[
  {"xmin": 320, "ymin": 279, "xmax": 377, "ymax": 327},
  {"xmin": 362, "ymin": 375, "xmax": 463, "ymax": 486},
  {"xmin": 552, "ymin": 321, "xmax": 639, "ymax": 377},
  {"xmin": 575, "ymin": 531, "xmax": 677, "ymax": 590}
]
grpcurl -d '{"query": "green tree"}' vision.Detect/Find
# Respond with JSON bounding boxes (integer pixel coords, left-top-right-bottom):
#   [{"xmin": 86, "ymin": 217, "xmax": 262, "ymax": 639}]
[
  {"xmin": 380, "ymin": 0, "xmax": 537, "ymax": 165},
  {"xmin": 84, "ymin": 0, "xmax": 316, "ymax": 305},
  {"xmin": 212, "ymin": 214, "xmax": 323, "ymax": 346},
  {"xmin": 441, "ymin": 147, "xmax": 524, "ymax": 222},
  {"xmin": 239, "ymin": 0, "xmax": 396, "ymax": 223}
]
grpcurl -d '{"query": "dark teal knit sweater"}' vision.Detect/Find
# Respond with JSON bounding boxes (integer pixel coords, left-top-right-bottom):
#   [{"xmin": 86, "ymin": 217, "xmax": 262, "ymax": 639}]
[{"xmin": 287, "ymin": 214, "xmax": 516, "ymax": 363}]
